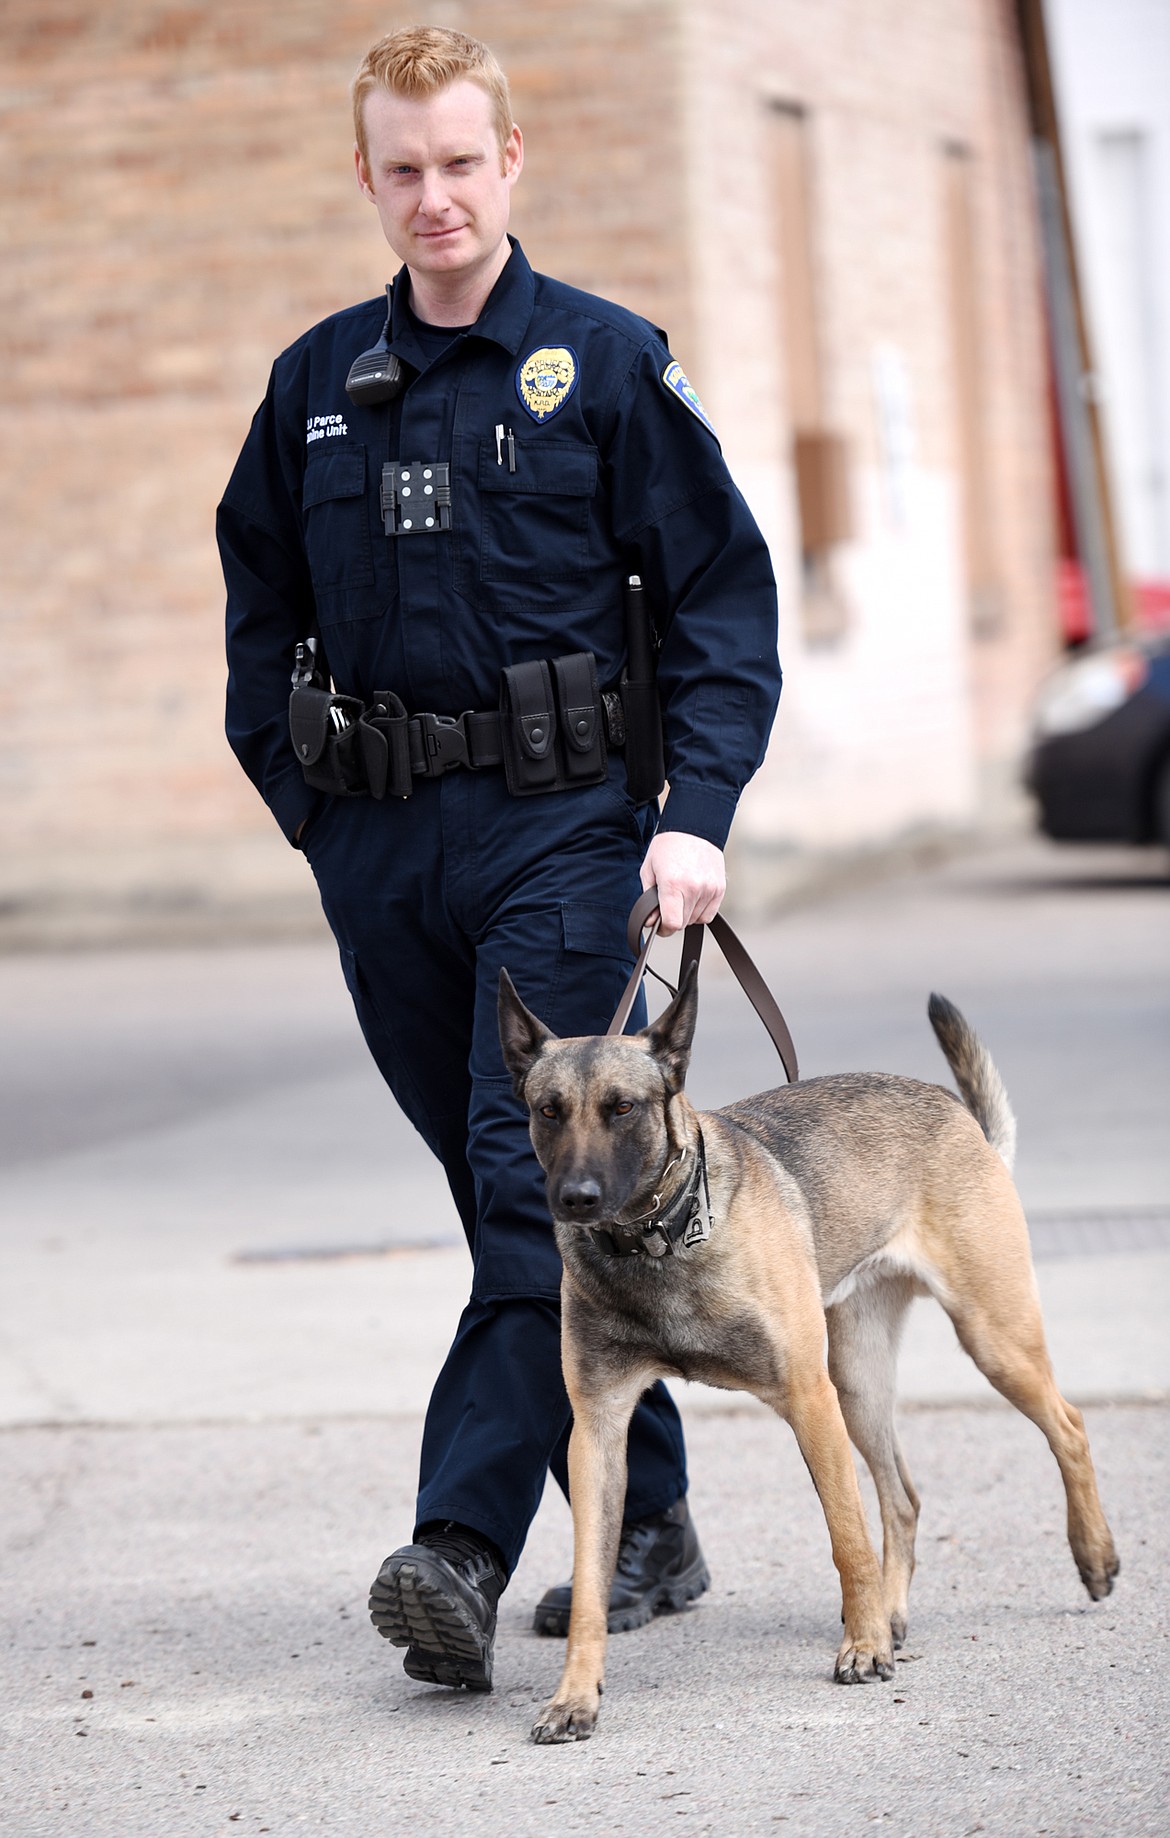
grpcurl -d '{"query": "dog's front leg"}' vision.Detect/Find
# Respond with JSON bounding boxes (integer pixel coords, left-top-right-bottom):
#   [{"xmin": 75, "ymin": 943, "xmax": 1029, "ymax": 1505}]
[
  {"xmin": 782, "ymin": 1369, "xmax": 894, "ymax": 1685},
  {"xmin": 532, "ymin": 1369, "xmax": 651, "ymax": 1745}
]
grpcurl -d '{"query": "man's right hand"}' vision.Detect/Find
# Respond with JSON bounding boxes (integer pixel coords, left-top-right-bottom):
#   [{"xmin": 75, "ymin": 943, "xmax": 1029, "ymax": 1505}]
[{"xmin": 638, "ymin": 831, "xmax": 726, "ymax": 936}]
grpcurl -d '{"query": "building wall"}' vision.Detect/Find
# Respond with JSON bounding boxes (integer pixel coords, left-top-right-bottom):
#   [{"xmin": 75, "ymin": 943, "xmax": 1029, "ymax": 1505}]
[
  {"xmin": 679, "ymin": 0, "xmax": 1056, "ymax": 873},
  {"xmin": 0, "ymin": 0, "xmax": 1055, "ymax": 941}
]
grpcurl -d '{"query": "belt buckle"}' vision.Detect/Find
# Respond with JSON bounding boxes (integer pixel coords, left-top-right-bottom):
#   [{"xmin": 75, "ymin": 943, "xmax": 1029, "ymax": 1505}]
[{"xmin": 417, "ymin": 712, "xmax": 472, "ymax": 776}]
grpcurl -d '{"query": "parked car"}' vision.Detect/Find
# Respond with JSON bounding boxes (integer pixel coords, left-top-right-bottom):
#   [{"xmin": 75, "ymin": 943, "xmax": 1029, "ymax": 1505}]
[{"xmin": 1026, "ymin": 633, "xmax": 1170, "ymax": 846}]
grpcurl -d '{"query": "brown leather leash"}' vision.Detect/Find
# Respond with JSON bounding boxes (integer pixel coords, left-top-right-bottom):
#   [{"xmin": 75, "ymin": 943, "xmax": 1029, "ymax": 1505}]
[{"xmin": 606, "ymin": 886, "xmax": 799, "ymax": 1084}]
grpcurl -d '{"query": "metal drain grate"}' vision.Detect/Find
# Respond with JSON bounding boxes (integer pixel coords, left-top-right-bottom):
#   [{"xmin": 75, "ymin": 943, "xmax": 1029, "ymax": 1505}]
[{"xmin": 1027, "ymin": 1206, "xmax": 1170, "ymax": 1260}]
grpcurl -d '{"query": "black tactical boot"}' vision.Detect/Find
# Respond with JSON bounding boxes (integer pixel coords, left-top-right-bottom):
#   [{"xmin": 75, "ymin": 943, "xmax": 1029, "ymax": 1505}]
[
  {"xmin": 369, "ymin": 1521, "xmax": 506, "ymax": 1691},
  {"xmin": 533, "ymin": 1497, "xmax": 710, "ymax": 1636}
]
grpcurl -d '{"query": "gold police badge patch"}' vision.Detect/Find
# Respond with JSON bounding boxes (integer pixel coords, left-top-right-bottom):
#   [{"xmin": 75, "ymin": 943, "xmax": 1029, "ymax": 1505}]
[{"xmin": 516, "ymin": 346, "xmax": 579, "ymax": 422}]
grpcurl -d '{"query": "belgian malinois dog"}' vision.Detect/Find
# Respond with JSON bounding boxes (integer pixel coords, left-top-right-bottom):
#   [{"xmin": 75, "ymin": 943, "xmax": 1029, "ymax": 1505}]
[{"xmin": 498, "ymin": 967, "xmax": 1119, "ymax": 1744}]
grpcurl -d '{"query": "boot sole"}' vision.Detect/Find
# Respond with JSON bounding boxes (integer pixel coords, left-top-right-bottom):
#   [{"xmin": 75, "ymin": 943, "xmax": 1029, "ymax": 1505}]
[
  {"xmin": 533, "ymin": 1556, "xmax": 711, "ymax": 1638},
  {"xmin": 369, "ymin": 1551, "xmax": 494, "ymax": 1691},
  {"xmin": 402, "ymin": 1644, "xmax": 491, "ymax": 1691}
]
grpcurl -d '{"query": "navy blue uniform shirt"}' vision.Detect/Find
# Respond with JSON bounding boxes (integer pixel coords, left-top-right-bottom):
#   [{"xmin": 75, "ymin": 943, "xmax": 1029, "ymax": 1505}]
[{"xmin": 219, "ymin": 241, "xmax": 781, "ymax": 848}]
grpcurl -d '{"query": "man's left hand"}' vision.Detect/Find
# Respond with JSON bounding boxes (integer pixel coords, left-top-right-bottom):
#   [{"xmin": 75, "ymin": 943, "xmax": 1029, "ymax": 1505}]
[{"xmin": 639, "ymin": 832, "xmax": 726, "ymax": 937}]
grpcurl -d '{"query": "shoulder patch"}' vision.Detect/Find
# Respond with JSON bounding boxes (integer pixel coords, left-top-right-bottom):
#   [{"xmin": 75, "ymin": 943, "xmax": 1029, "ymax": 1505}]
[
  {"xmin": 516, "ymin": 346, "xmax": 579, "ymax": 422},
  {"xmin": 662, "ymin": 360, "xmax": 716, "ymax": 435}
]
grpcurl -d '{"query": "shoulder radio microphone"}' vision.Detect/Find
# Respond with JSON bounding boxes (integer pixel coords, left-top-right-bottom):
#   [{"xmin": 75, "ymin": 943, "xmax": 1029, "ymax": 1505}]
[{"xmin": 345, "ymin": 284, "xmax": 412, "ymax": 406}]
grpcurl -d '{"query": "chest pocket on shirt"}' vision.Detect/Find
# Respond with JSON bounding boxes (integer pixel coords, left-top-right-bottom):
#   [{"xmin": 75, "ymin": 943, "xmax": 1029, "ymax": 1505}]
[
  {"xmin": 477, "ymin": 440, "xmax": 598, "ymax": 582},
  {"xmin": 302, "ymin": 444, "xmax": 375, "ymax": 611}
]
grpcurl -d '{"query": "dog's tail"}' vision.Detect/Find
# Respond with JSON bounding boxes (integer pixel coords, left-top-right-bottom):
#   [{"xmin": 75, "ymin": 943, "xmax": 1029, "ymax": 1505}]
[{"xmin": 928, "ymin": 993, "xmax": 1017, "ymax": 1171}]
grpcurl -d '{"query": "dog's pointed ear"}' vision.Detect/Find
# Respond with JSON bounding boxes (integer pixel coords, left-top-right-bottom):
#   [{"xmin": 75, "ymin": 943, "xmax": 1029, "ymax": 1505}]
[
  {"xmin": 498, "ymin": 967, "xmax": 556, "ymax": 1097},
  {"xmin": 642, "ymin": 959, "xmax": 699, "ymax": 1095}
]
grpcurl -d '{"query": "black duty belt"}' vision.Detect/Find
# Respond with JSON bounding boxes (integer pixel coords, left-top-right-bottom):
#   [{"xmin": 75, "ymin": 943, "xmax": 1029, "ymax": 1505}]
[{"xmin": 290, "ymin": 648, "xmax": 628, "ymax": 802}]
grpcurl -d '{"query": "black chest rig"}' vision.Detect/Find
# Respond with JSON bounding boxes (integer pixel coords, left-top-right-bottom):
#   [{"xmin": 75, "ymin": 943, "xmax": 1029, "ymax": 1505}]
[{"xmin": 588, "ymin": 1131, "xmax": 713, "ymax": 1259}]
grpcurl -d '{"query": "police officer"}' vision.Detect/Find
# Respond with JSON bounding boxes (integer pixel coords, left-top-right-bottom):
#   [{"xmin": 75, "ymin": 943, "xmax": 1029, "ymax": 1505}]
[{"xmin": 218, "ymin": 25, "xmax": 781, "ymax": 1694}]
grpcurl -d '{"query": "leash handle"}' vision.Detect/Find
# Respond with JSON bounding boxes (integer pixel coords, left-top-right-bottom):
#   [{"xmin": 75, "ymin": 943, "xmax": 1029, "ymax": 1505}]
[{"xmin": 607, "ymin": 887, "xmax": 799, "ymax": 1084}]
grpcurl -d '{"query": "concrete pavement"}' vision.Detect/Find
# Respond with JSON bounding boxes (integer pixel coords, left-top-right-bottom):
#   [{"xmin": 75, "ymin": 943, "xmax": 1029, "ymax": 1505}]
[{"xmin": 1, "ymin": 835, "xmax": 1167, "ymax": 1834}]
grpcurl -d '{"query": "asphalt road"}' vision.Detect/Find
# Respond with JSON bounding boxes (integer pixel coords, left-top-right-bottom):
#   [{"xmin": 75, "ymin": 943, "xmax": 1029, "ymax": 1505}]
[{"xmin": 1, "ymin": 833, "xmax": 1167, "ymax": 1835}]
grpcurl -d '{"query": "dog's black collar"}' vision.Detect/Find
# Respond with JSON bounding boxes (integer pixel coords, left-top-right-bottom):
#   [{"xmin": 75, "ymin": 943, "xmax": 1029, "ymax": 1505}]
[{"xmin": 588, "ymin": 1129, "xmax": 713, "ymax": 1259}]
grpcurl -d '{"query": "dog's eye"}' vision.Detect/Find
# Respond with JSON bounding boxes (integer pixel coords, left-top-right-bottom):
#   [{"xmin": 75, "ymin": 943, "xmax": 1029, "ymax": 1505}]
[
  {"xmin": 539, "ymin": 1105, "xmax": 558, "ymax": 1121},
  {"xmin": 613, "ymin": 1100, "xmax": 635, "ymax": 1116}
]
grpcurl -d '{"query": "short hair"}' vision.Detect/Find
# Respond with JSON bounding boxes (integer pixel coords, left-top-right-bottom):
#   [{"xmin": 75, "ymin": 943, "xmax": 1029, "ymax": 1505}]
[{"xmin": 352, "ymin": 26, "xmax": 514, "ymax": 166}]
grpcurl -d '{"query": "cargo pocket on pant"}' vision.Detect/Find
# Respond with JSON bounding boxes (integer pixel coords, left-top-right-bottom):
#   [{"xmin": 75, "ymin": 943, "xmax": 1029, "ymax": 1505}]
[{"xmin": 546, "ymin": 900, "xmax": 641, "ymax": 1038}]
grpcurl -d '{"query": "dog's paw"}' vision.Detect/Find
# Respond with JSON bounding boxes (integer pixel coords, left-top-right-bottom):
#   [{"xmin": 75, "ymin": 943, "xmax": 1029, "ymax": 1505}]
[
  {"xmin": 834, "ymin": 1634, "xmax": 895, "ymax": 1684},
  {"xmin": 531, "ymin": 1693, "xmax": 600, "ymax": 1744},
  {"xmin": 1078, "ymin": 1543, "xmax": 1120, "ymax": 1602}
]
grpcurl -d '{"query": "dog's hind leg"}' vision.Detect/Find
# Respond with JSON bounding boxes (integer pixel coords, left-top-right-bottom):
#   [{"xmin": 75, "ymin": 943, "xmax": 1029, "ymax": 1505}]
[
  {"xmin": 932, "ymin": 1196, "xmax": 1119, "ymax": 1602},
  {"xmin": 826, "ymin": 1275, "xmax": 921, "ymax": 1647}
]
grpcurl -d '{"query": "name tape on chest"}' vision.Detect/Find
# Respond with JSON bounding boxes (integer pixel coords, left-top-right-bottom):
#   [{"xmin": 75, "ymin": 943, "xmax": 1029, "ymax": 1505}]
[
  {"xmin": 662, "ymin": 360, "xmax": 716, "ymax": 436},
  {"xmin": 306, "ymin": 413, "xmax": 349, "ymax": 445},
  {"xmin": 516, "ymin": 346, "xmax": 579, "ymax": 422}
]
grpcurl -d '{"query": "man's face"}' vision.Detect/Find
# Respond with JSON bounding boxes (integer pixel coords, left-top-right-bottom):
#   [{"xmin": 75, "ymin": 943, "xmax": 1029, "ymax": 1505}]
[{"xmin": 355, "ymin": 79, "xmax": 522, "ymax": 286}]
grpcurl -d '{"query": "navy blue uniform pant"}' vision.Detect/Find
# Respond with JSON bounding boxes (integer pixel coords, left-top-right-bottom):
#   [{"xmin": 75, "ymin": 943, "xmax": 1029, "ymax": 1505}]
[{"xmin": 301, "ymin": 766, "xmax": 687, "ymax": 1575}]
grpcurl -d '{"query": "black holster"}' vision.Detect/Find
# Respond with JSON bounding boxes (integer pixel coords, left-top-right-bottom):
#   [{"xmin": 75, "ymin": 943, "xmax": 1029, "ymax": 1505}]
[
  {"xmin": 619, "ymin": 676, "xmax": 665, "ymax": 804},
  {"xmin": 619, "ymin": 575, "xmax": 666, "ymax": 803},
  {"xmin": 358, "ymin": 693, "xmax": 412, "ymax": 799},
  {"xmin": 288, "ymin": 684, "xmax": 367, "ymax": 796}
]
